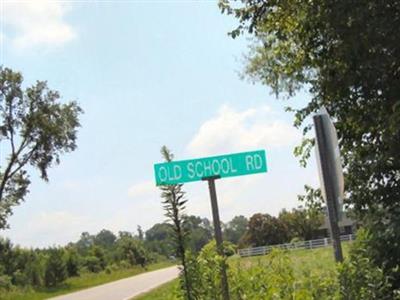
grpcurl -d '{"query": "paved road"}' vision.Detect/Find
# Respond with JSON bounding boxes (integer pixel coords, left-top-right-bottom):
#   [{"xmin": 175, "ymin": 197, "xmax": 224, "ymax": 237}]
[{"xmin": 49, "ymin": 266, "xmax": 179, "ymax": 300}]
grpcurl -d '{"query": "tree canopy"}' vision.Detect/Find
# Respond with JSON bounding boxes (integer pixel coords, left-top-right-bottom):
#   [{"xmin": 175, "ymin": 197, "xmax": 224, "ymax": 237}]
[
  {"xmin": 0, "ymin": 67, "xmax": 82, "ymax": 229},
  {"xmin": 220, "ymin": 0, "xmax": 400, "ymax": 290}
]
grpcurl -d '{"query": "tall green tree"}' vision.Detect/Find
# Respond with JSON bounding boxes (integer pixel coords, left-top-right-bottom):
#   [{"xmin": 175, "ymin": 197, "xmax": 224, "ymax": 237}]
[
  {"xmin": 279, "ymin": 208, "xmax": 323, "ymax": 241},
  {"xmin": 242, "ymin": 213, "xmax": 289, "ymax": 247},
  {"xmin": 223, "ymin": 215, "xmax": 248, "ymax": 245},
  {"xmin": 0, "ymin": 67, "xmax": 82, "ymax": 229},
  {"xmin": 183, "ymin": 215, "xmax": 213, "ymax": 252},
  {"xmin": 159, "ymin": 146, "xmax": 194, "ymax": 300},
  {"xmin": 44, "ymin": 248, "xmax": 67, "ymax": 287},
  {"xmin": 220, "ymin": 0, "xmax": 400, "ymax": 290},
  {"xmin": 94, "ymin": 229, "xmax": 116, "ymax": 249}
]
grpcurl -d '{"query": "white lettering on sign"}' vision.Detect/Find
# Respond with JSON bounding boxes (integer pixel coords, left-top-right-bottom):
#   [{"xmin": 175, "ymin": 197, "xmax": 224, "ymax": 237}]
[
  {"xmin": 221, "ymin": 159, "xmax": 229, "ymax": 174},
  {"xmin": 245, "ymin": 155, "xmax": 254, "ymax": 170},
  {"xmin": 245, "ymin": 154, "xmax": 263, "ymax": 171},
  {"xmin": 155, "ymin": 150, "xmax": 267, "ymax": 185},
  {"xmin": 254, "ymin": 154, "xmax": 263, "ymax": 170},
  {"xmin": 187, "ymin": 162, "xmax": 195, "ymax": 179},
  {"xmin": 184, "ymin": 158, "xmax": 239, "ymax": 178},
  {"xmin": 195, "ymin": 161, "xmax": 203, "ymax": 177},
  {"xmin": 173, "ymin": 165, "xmax": 182, "ymax": 180},
  {"xmin": 159, "ymin": 166, "xmax": 168, "ymax": 182},
  {"xmin": 230, "ymin": 158, "xmax": 238, "ymax": 173}
]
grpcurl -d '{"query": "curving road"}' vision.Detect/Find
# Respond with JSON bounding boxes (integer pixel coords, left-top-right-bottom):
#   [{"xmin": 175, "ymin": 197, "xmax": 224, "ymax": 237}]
[{"xmin": 49, "ymin": 266, "xmax": 179, "ymax": 300}]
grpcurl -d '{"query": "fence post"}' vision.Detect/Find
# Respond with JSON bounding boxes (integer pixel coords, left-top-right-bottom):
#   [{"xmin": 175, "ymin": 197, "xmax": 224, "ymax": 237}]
[{"xmin": 324, "ymin": 238, "xmax": 328, "ymax": 246}]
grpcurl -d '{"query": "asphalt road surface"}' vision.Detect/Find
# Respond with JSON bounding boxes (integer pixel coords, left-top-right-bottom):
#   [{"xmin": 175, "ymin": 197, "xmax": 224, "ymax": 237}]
[{"xmin": 49, "ymin": 266, "xmax": 179, "ymax": 300}]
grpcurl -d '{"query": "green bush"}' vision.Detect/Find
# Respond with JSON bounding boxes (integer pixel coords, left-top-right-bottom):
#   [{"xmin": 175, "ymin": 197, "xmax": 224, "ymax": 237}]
[
  {"xmin": 12, "ymin": 269, "xmax": 29, "ymax": 287},
  {"xmin": 65, "ymin": 249, "xmax": 80, "ymax": 277},
  {"xmin": 338, "ymin": 229, "xmax": 399, "ymax": 300},
  {"xmin": 0, "ymin": 274, "xmax": 13, "ymax": 290},
  {"xmin": 179, "ymin": 242, "xmax": 339, "ymax": 300},
  {"xmin": 44, "ymin": 249, "xmax": 67, "ymax": 287},
  {"xmin": 84, "ymin": 256, "xmax": 103, "ymax": 273}
]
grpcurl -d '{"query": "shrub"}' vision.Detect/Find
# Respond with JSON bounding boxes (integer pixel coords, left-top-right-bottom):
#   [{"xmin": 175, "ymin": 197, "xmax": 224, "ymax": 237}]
[
  {"xmin": 84, "ymin": 256, "xmax": 102, "ymax": 273},
  {"xmin": 181, "ymin": 241, "xmax": 339, "ymax": 300},
  {"xmin": 44, "ymin": 249, "xmax": 67, "ymax": 287},
  {"xmin": 65, "ymin": 249, "xmax": 80, "ymax": 277},
  {"xmin": 338, "ymin": 229, "xmax": 399, "ymax": 300},
  {"xmin": 0, "ymin": 274, "xmax": 13, "ymax": 290}
]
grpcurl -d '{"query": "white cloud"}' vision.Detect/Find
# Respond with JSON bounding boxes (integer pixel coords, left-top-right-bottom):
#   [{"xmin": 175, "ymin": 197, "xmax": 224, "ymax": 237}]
[
  {"xmin": 3, "ymin": 0, "xmax": 76, "ymax": 50},
  {"xmin": 187, "ymin": 104, "xmax": 300, "ymax": 156},
  {"xmin": 128, "ymin": 180, "xmax": 156, "ymax": 198},
  {"xmin": 102, "ymin": 180, "xmax": 165, "ymax": 233},
  {"xmin": 182, "ymin": 104, "xmax": 313, "ymax": 222},
  {"xmin": 5, "ymin": 211, "xmax": 96, "ymax": 247}
]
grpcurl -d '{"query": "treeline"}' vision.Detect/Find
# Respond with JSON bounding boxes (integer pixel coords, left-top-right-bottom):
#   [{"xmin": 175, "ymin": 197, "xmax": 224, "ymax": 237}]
[
  {"xmin": 0, "ymin": 229, "xmax": 152, "ymax": 290},
  {"xmin": 143, "ymin": 207, "xmax": 323, "ymax": 258},
  {"xmin": 0, "ymin": 207, "xmax": 323, "ymax": 291}
]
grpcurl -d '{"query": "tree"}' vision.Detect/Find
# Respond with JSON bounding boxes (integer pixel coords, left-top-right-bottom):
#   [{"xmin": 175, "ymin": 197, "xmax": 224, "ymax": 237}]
[
  {"xmin": 137, "ymin": 225, "xmax": 144, "ymax": 241},
  {"xmin": 159, "ymin": 146, "xmax": 194, "ymax": 300},
  {"xmin": 76, "ymin": 232, "xmax": 94, "ymax": 254},
  {"xmin": 94, "ymin": 229, "xmax": 116, "ymax": 248},
  {"xmin": 183, "ymin": 215, "xmax": 213, "ymax": 252},
  {"xmin": 44, "ymin": 248, "xmax": 67, "ymax": 287},
  {"xmin": 223, "ymin": 215, "xmax": 248, "ymax": 245},
  {"xmin": 241, "ymin": 213, "xmax": 288, "ymax": 247},
  {"xmin": 65, "ymin": 248, "xmax": 80, "ymax": 277},
  {"xmin": 0, "ymin": 67, "xmax": 82, "ymax": 229},
  {"xmin": 116, "ymin": 235, "xmax": 147, "ymax": 267},
  {"xmin": 220, "ymin": 0, "xmax": 400, "ymax": 291},
  {"xmin": 144, "ymin": 223, "xmax": 175, "ymax": 257},
  {"xmin": 279, "ymin": 208, "xmax": 323, "ymax": 241}
]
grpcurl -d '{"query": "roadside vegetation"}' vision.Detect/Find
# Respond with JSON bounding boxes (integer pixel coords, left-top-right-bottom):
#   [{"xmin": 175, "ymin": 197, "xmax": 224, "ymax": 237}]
[
  {"xmin": 1, "ymin": 261, "xmax": 172, "ymax": 300},
  {"xmin": 0, "ymin": 229, "xmax": 173, "ymax": 300},
  {"xmin": 0, "ymin": 202, "xmax": 326, "ymax": 299},
  {"xmin": 134, "ymin": 242, "xmax": 349, "ymax": 300}
]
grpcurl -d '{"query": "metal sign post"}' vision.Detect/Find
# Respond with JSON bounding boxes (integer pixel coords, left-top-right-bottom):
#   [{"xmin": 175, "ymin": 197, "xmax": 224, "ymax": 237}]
[
  {"xmin": 313, "ymin": 109, "xmax": 344, "ymax": 262},
  {"xmin": 203, "ymin": 175, "xmax": 230, "ymax": 300}
]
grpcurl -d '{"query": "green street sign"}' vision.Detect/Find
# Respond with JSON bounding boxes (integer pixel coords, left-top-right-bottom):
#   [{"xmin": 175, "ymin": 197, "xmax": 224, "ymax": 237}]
[{"xmin": 154, "ymin": 150, "xmax": 267, "ymax": 186}]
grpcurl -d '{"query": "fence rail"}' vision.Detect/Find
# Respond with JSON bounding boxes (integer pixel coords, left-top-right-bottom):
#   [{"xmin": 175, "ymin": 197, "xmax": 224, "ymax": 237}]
[{"xmin": 238, "ymin": 234, "xmax": 356, "ymax": 257}]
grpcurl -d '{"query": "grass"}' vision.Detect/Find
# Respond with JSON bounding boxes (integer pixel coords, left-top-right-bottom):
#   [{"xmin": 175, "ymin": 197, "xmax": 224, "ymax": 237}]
[
  {"xmin": 238, "ymin": 242, "xmax": 350, "ymax": 276},
  {"xmin": 132, "ymin": 243, "xmax": 351, "ymax": 300},
  {"xmin": 134, "ymin": 279, "xmax": 179, "ymax": 300},
  {"xmin": 0, "ymin": 261, "xmax": 174, "ymax": 300}
]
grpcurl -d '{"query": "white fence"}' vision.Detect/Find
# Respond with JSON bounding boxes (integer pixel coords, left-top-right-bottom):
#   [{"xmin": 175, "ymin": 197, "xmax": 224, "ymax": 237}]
[{"xmin": 238, "ymin": 234, "xmax": 356, "ymax": 257}]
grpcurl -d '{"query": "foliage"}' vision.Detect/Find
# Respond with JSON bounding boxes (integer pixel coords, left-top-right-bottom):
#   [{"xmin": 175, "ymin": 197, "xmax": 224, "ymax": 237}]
[
  {"xmin": 94, "ymin": 229, "xmax": 116, "ymax": 249},
  {"xmin": 338, "ymin": 229, "xmax": 400, "ymax": 300},
  {"xmin": 241, "ymin": 213, "xmax": 288, "ymax": 247},
  {"xmin": 183, "ymin": 215, "xmax": 213, "ymax": 252},
  {"xmin": 279, "ymin": 207, "xmax": 323, "ymax": 241},
  {"xmin": 223, "ymin": 215, "xmax": 248, "ymax": 245},
  {"xmin": 0, "ymin": 226, "xmax": 168, "ymax": 295},
  {"xmin": 0, "ymin": 261, "xmax": 173, "ymax": 300},
  {"xmin": 175, "ymin": 242, "xmax": 341, "ymax": 300},
  {"xmin": 116, "ymin": 236, "xmax": 147, "ymax": 267},
  {"xmin": 0, "ymin": 67, "xmax": 83, "ymax": 229},
  {"xmin": 220, "ymin": 0, "xmax": 400, "ymax": 290},
  {"xmin": 44, "ymin": 248, "xmax": 67, "ymax": 287},
  {"xmin": 64, "ymin": 248, "xmax": 79, "ymax": 277},
  {"xmin": 159, "ymin": 145, "xmax": 194, "ymax": 300}
]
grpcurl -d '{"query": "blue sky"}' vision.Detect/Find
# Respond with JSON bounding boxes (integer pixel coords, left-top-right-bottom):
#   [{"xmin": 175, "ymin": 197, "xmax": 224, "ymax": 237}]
[{"xmin": 1, "ymin": 0, "xmax": 318, "ymax": 247}]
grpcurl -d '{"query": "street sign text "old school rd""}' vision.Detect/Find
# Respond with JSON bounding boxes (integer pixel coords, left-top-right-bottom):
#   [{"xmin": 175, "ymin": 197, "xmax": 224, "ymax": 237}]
[{"xmin": 154, "ymin": 150, "xmax": 267, "ymax": 185}]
